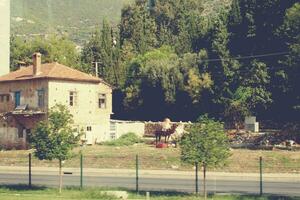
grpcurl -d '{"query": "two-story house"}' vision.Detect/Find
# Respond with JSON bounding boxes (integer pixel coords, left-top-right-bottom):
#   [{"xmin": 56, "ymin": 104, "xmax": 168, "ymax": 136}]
[{"xmin": 0, "ymin": 53, "xmax": 112, "ymax": 147}]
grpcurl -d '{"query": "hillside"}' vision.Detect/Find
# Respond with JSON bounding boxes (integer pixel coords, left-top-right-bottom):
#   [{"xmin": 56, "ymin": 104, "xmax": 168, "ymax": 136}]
[
  {"xmin": 11, "ymin": 0, "xmax": 230, "ymax": 45},
  {"xmin": 11, "ymin": 0, "xmax": 133, "ymax": 45}
]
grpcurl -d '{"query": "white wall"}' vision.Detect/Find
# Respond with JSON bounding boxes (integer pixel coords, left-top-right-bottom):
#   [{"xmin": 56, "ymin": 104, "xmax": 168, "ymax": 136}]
[
  {"xmin": 0, "ymin": 0, "xmax": 10, "ymax": 76},
  {"xmin": 48, "ymin": 80, "xmax": 112, "ymax": 144},
  {"xmin": 110, "ymin": 120, "xmax": 145, "ymax": 139}
]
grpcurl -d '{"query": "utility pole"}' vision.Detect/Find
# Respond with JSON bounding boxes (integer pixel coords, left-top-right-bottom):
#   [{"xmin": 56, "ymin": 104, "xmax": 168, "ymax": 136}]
[{"xmin": 92, "ymin": 61, "xmax": 102, "ymax": 77}]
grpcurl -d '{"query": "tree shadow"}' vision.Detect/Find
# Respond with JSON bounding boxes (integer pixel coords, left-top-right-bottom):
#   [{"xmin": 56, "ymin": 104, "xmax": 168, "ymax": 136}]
[
  {"xmin": 0, "ymin": 184, "xmax": 47, "ymax": 191},
  {"xmin": 234, "ymin": 194, "xmax": 300, "ymax": 200}
]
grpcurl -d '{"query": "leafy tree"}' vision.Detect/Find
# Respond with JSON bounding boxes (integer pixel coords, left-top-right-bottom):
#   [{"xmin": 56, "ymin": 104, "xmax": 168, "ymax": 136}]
[
  {"xmin": 122, "ymin": 46, "xmax": 212, "ymax": 120},
  {"xmin": 276, "ymin": 3, "xmax": 300, "ymax": 119},
  {"xmin": 81, "ymin": 30, "xmax": 102, "ymax": 74},
  {"xmin": 224, "ymin": 87, "xmax": 251, "ymax": 130},
  {"xmin": 224, "ymin": 59, "xmax": 271, "ymax": 128},
  {"xmin": 10, "ymin": 36, "xmax": 32, "ymax": 71},
  {"xmin": 30, "ymin": 104, "xmax": 81, "ymax": 193},
  {"xmin": 10, "ymin": 35, "xmax": 80, "ymax": 71},
  {"xmin": 120, "ymin": 1, "xmax": 158, "ymax": 54},
  {"xmin": 207, "ymin": 15, "xmax": 240, "ymax": 118},
  {"xmin": 180, "ymin": 116, "xmax": 230, "ymax": 199},
  {"xmin": 228, "ymin": 0, "xmax": 242, "ymax": 26},
  {"xmin": 81, "ymin": 20, "xmax": 121, "ymax": 85},
  {"xmin": 123, "ymin": 46, "xmax": 181, "ymax": 119}
]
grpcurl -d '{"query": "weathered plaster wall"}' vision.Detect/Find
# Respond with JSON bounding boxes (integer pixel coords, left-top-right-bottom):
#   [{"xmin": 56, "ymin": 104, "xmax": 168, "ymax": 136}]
[
  {"xmin": 0, "ymin": 79, "xmax": 48, "ymax": 149},
  {"xmin": 0, "ymin": 118, "xmax": 26, "ymax": 149},
  {"xmin": 0, "ymin": 79, "xmax": 49, "ymax": 112},
  {"xmin": 48, "ymin": 80, "xmax": 112, "ymax": 143}
]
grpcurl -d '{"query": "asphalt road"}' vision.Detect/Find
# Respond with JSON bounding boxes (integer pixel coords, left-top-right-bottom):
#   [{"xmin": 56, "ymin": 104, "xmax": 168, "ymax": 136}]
[{"xmin": 0, "ymin": 173, "xmax": 300, "ymax": 196}]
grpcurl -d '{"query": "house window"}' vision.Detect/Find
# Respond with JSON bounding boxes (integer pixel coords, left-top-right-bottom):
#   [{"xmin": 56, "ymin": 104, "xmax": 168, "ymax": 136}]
[
  {"xmin": 69, "ymin": 91, "xmax": 77, "ymax": 106},
  {"xmin": 18, "ymin": 129, "xmax": 24, "ymax": 139},
  {"xmin": 98, "ymin": 94, "xmax": 106, "ymax": 109},
  {"xmin": 37, "ymin": 89, "xmax": 45, "ymax": 108},
  {"xmin": 87, "ymin": 126, "xmax": 92, "ymax": 131},
  {"xmin": 0, "ymin": 94, "xmax": 10, "ymax": 103}
]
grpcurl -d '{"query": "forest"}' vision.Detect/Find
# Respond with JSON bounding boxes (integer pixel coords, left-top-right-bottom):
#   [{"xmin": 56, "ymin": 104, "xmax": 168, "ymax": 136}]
[{"xmin": 10, "ymin": 0, "xmax": 300, "ymax": 127}]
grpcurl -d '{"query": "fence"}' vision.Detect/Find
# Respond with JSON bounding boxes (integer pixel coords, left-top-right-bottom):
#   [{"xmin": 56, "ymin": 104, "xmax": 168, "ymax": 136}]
[{"xmin": 0, "ymin": 152, "xmax": 300, "ymax": 197}]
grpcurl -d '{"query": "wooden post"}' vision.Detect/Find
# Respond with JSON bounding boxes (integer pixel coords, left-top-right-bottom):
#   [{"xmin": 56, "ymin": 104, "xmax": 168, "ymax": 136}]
[
  {"xmin": 195, "ymin": 162, "xmax": 199, "ymax": 195},
  {"xmin": 136, "ymin": 154, "xmax": 139, "ymax": 194},
  {"xmin": 203, "ymin": 164, "xmax": 207, "ymax": 200},
  {"xmin": 29, "ymin": 153, "xmax": 32, "ymax": 188},
  {"xmin": 260, "ymin": 157, "xmax": 263, "ymax": 196},
  {"xmin": 80, "ymin": 153, "xmax": 83, "ymax": 189},
  {"xmin": 59, "ymin": 160, "xmax": 62, "ymax": 193}
]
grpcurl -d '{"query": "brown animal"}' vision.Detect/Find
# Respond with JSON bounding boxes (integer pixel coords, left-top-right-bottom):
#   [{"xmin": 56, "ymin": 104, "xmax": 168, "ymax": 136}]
[{"xmin": 155, "ymin": 123, "xmax": 178, "ymax": 145}]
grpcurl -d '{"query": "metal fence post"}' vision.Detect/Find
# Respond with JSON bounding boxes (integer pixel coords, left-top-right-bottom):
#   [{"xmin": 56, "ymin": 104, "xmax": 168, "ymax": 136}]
[
  {"xmin": 80, "ymin": 153, "xmax": 83, "ymax": 189},
  {"xmin": 260, "ymin": 156, "xmax": 263, "ymax": 196},
  {"xmin": 29, "ymin": 153, "xmax": 32, "ymax": 188},
  {"xmin": 195, "ymin": 162, "xmax": 199, "ymax": 195},
  {"xmin": 136, "ymin": 154, "xmax": 139, "ymax": 194}
]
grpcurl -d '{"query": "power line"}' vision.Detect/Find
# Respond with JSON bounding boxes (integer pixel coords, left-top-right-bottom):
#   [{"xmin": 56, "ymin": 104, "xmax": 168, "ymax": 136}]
[
  {"xmin": 90, "ymin": 51, "xmax": 291, "ymax": 78},
  {"xmin": 203, "ymin": 51, "xmax": 290, "ymax": 62}
]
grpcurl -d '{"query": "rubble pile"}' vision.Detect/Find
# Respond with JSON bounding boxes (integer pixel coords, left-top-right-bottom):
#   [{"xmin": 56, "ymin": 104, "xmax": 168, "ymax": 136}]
[{"xmin": 227, "ymin": 129, "xmax": 300, "ymax": 150}]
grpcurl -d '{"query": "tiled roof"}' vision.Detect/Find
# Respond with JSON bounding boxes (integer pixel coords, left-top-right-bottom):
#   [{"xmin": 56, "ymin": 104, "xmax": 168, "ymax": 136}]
[{"xmin": 0, "ymin": 62, "xmax": 109, "ymax": 85}]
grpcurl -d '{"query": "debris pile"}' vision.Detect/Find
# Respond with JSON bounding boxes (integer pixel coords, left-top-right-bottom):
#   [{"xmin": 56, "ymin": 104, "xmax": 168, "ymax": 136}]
[{"xmin": 227, "ymin": 129, "xmax": 300, "ymax": 151}]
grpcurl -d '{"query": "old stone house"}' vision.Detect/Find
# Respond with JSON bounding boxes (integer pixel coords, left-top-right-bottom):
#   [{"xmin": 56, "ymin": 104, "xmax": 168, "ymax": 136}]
[{"xmin": 0, "ymin": 53, "xmax": 112, "ymax": 147}]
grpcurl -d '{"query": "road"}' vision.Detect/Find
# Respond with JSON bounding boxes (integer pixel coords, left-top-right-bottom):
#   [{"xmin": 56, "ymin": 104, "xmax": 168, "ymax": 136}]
[{"xmin": 0, "ymin": 167, "xmax": 300, "ymax": 196}]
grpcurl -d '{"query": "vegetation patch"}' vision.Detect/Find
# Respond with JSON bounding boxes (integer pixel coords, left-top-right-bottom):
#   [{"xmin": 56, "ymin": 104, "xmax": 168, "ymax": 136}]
[
  {"xmin": 103, "ymin": 132, "xmax": 143, "ymax": 146},
  {"xmin": 0, "ymin": 186, "xmax": 299, "ymax": 200}
]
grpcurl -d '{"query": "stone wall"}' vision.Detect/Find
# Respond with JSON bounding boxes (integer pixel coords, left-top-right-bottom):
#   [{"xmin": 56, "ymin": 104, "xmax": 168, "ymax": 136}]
[{"xmin": 111, "ymin": 120, "xmax": 188, "ymax": 138}]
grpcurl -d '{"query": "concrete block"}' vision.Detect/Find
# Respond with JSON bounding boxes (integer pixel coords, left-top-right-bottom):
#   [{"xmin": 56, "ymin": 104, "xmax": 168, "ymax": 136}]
[
  {"xmin": 245, "ymin": 116, "xmax": 256, "ymax": 124},
  {"xmin": 245, "ymin": 122, "xmax": 259, "ymax": 133}
]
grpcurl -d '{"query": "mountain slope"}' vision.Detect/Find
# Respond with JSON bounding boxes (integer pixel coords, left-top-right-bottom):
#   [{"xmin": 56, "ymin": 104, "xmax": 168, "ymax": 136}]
[
  {"xmin": 11, "ymin": 0, "xmax": 133, "ymax": 44},
  {"xmin": 11, "ymin": 0, "xmax": 230, "ymax": 45}
]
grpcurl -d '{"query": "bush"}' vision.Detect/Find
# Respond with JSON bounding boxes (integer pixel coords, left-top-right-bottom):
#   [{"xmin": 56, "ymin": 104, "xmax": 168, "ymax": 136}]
[
  {"xmin": 0, "ymin": 140, "xmax": 17, "ymax": 150},
  {"xmin": 104, "ymin": 132, "xmax": 142, "ymax": 146}
]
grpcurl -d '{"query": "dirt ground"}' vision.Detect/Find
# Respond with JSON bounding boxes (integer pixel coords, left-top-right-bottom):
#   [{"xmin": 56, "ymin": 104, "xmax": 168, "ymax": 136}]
[{"xmin": 0, "ymin": 144, "xmax": 300, "ymax": 173}]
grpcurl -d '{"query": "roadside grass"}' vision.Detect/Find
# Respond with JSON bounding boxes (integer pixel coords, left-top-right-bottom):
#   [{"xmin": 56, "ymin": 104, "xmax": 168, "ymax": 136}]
[
  {"xmin": 0, "ymin": 185, "xmax": 299, "ymax": 200},
  {"xmin": 1, "ymin": 144, "xmax": 300, "ymax": 172}
]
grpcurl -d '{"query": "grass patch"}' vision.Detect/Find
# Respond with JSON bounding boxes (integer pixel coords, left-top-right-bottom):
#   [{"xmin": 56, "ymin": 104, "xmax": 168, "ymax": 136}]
[
  {"xmin": 103, "ymin": 133, "xmax": 143, "ymax": 146},
  {"xmin": 0, "ymin": 185, "xmax": 299, "ymax": 200},
  {"xmin": 1, "ymin": 144, "xmax": 300, "ymax": 172}
]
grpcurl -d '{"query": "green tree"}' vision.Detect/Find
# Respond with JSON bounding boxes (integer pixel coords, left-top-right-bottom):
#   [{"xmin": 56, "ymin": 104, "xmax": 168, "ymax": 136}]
[
  {"xmin": 208, "ymin": 15, "xmax": 240, "ymax": 117},
  {"xmin": 10, "ymin": 35, "xmax": 80, "ymax": 71},
  {"xmin": 81, "ymin": 20, "xmax": 121, "ymax": 85},
  {"xmin": 123, "ymin": 46, "xmax": 182, "ymax": 118},
  {"xmin": 224, "ymin": 87, "xmax": 251, "ymax": 130},
  {"xmin": 81, "ymin": 30, "xmax": 102, "ymax": 74},
  {"xmin": 10, "ymin": 36, "xmax": 31, "ymax": 71},
  {"xmin": 276, "ymin": 3, "xmax": 300, "ymax": 118},
  {"xmin": 120, "ymin": 1, "xmax": 157, "ymax": 54},
  {"xmin": 30, "ymin": 104, "xmax": 81, "ymax": 193},
  {"xmin": 180, "ymin": 116, "xmax": 230, "ymax": 199},
  {"xmin": 122, "ymin": 46, "xmax": 212, "ymax": 120}
]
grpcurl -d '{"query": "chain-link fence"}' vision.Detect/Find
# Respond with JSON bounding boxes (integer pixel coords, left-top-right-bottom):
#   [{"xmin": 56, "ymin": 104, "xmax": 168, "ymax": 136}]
[{"xmin": 0, "ymin": 152, "xmax": 299, "ymax": 197}]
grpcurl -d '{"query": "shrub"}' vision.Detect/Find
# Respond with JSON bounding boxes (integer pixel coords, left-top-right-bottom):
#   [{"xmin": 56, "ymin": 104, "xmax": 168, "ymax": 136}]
[
  {"xmin": 0, "ymin": 140, "xmax": 17, "ymax": 150},
  {"xmin": 104, "ymin": 132, "xmax": 142, "ymax": 146}
]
